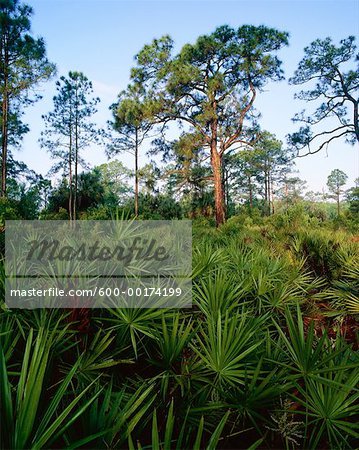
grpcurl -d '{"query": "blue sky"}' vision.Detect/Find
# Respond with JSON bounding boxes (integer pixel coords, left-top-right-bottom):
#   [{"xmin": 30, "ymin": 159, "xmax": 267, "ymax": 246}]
[{"xmin": 21, "ymin": 0, "xmax": 359, "ymax": 193}]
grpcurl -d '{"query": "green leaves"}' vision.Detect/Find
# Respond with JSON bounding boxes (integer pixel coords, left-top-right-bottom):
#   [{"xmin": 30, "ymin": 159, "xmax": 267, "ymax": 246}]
[
  {"xmin": 0, "ymin": 344, "xmax": 14, "ymax": 444},
  {"xmin": 129, "ymin": 401, "xmax": 229, "ymax": 450},
  {"xmin": 0, "ymin": 0, "xmax": 56, "ymax": 194},
  {"xmin": 14, "ymin": 328, "xmax": 50, "ymax": 449},
  {"xmin": 288, "ymin": 35, "xmax": 358, "ymax": 154},
  {"xmin": 291, "ymin": 363, "xmax": 359, "ymax": 449},
  {"xmin": 107, "ymin": 307, "xmax": 164, "ymax": 358},
  {"xmin": 194, "ymin": 270, "xmax": 243, "ymax": 318},
  {"xmin": 291, "ymin": 36, "xmax": 357, "ymax": 83},
  {"xmin": 1, "ymin": 218, "xmax": 358, "ymax": 449},
  {"xmin": 224, "ymin": 357, "xmax": 288, "ymax": 430},
  {"xmin": 132, "ymin": 35, "xmax": 174, "ymax": 84},
  {"xmin": 192, "ymin": 311, "xmax": 263, "ymax": 390},
  {"xmin": 0, "ymin": 327, "xmax": 100, "ymax": 449},
  {"xmin": 39, "ymin": 70, "xmax": 102, "ymax": 219},
  {"xmin": 152, "ymin": 313, "xmax": 193, "ymax": 370},
  {"xmin": 272, "ymin": 305, "xmax": 329, "ymax": 377},
  {"xmin": 270, "ymin": 305, "xmax": 359, "ymax": 448},
  {"xmin": 129, "ymin": 24, "xmax": 289, "ymax": 225}
]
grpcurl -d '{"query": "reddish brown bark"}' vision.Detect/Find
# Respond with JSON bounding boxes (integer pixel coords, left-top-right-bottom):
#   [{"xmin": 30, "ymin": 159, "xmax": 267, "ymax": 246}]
[{"xmin": 211, "ymin": 143, "xmax": 225, "ymax": 227}]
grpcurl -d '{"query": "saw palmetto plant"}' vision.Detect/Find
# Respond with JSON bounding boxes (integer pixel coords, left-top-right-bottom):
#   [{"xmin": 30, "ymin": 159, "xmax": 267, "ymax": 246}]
[{"xmin": 1, "ymin": 215, "xmax": 358, "ymax": 449}]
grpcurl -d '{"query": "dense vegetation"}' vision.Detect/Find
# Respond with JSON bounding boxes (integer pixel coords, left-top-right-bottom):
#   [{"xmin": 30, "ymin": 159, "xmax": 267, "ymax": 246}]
[
  {"xmin": 1, "ymin": 212, "xmax": 358, "ymax": 449},
  {"xmin": 0, "ymin": 1, "xmax": 358, "ymax": 449}
]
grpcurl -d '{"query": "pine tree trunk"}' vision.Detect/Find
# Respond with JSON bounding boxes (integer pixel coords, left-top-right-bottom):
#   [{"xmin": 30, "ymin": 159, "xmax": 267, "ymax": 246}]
[
  {"xmin": 354, "ymin": 101, "xmax": 359, "ymax": 142},
  {"xmin": 211, "ymin": 144, "xmax": 225, "ymax": 227},
  {"xmin": 1, "ymin": 58, "xmax": 9, "ymax": 197},
  {"xmin": 248, "ymin": 175, "xmax": 253, "ymax": 210},
  {"xmin": 270, "ymin": 175, "xmax": 274, "ymax": 215},
  {"xmin": 69, "ymin": 127, "xmax": 73, "ymax": 221},
  {"xmin": 209, "ymin": 108, "xmax": 225, "ymax": 227},
  {"xmin": 1, "ymin": 93, "xmax": 8, "ymax": 197},
  {"xmin": 264, "ymin": 164, "xmax": 270, "ymax": 216},
  {"xmin": 285, "ymin": 182, "xmax": 289, "ymax": 209},
  {"xmin": 224, "ymin": 168, "xmax": 230, "ymax": 212},
  {"xmin": 134, "ymin": 127, "xmax": 139, "ymax": 217},
  {"xmin": 74, "ymin": 109, "xmax": 78, "ymax": 221}
]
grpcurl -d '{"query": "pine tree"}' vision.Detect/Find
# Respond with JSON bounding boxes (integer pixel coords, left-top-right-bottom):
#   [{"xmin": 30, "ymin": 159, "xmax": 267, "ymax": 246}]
[
  {"xmin": 131, "ymin": 26, "xmax": 289, "ymax": 225},
  {"xmin": 108, "ymin": 83, "xmax": 154, "ymax": 216},
  {"xmin": 327, "ymin": 169, "xmax": 348, "ymax": 216},
  {"xmin": 40, "ymin": 71, "xmax": 101, "ymax": 220},
  {"xmin": 0, "ymin": 0, "xmax": 55, "ymax": 196}
]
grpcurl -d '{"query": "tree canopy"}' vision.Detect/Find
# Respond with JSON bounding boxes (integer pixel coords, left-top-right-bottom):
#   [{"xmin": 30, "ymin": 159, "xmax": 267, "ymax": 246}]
[
  {"xmin": 0, "ymin": 0, "xmax": 55, "ymax": 196},
  {"xmin": 131, "ymin": 25, "xmax": 289, "ymax": 225},
  {"xmin": 327, "ymin": 168, "xmax": 348, "ymax": 215},
  {"xmin": 289, "ymin": 36, "xmax": 359, "ymax": 156},
  {"xmin": 108, "ymin": 83, "xmax": 155, "ymax": 216},
  {"xmin": 40, "ymin": 71, "xmax": 101, "ymax": 219}
]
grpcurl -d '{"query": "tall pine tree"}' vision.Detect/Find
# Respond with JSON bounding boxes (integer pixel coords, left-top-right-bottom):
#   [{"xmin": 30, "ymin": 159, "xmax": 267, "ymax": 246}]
[
  {"xmin": 0, "ymin": 0, "xmax": 55, "ymax": 196},
  {"xmin": 40, "ymin": 72, "xmax": 101, "ymax": 220},
  {"xmin": 131, "ymin": 26, "xmax": 289, "ymax": 225}
]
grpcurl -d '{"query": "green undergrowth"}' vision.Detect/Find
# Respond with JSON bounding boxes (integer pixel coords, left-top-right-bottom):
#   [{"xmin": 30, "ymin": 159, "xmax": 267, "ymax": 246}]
[{"xmin": 0, "ymin": 215, "xmax": 358, "ymax": 449}]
